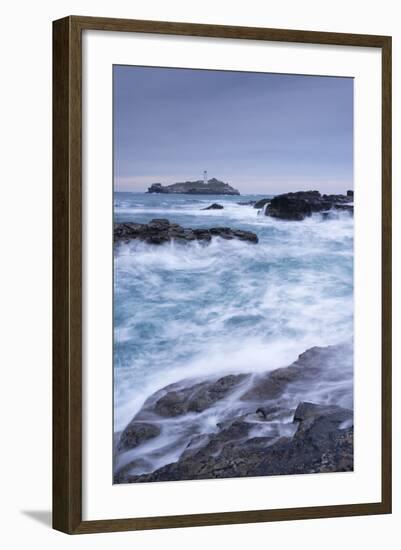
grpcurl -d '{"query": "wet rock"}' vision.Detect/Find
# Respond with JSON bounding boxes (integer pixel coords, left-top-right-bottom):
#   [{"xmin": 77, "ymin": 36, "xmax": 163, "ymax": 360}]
[
  {"xmin": 240, "ymin": 345, "xmax": 344, "ymax": 403},
  {"xmin": 240, "ymin": 373, "xmax": 284, "ymax": 401},
  {"xmin": 237, "ymin": 200, "xmax": 257, "ymax": 206},
  {"xmin": 115, "ymin": 343, "xmax": 353, "ymax": 483},
  {"xmin": 322, "ymin": 193, "xmax": 353, "ymax": 203},
  {"xmin": 188, "ymin": 374, "xmax": 249, "ymax": 413},
  {"xmin": 265, "ymin": 190, "xmax": 353, "ymax": 221},
  {"xmin": 293, "ymin": 402, "xmax": 353, "ymax": 436},
  {"xmin": 153, "ymin": 374, "xmax": 250, "ymax": 417},
  {"xmin": 122, "ymin": 402, "xmax": 353, "ymax": 482},
  {"xmin": 253, "ymin": 198, "xmax": 271, "ymax": 209},
  {"xmin": 293, "ymin": 401, "xmax": 347, "ymax": 422},
  {"xmin": 333, "ymin": 204, "xmax": 354, "ymax": 214},
  {"xmin": 114, "ymin": 220, "xmax": 258, "ymax": 245},
  {"xmin": 118, "ymin": 422, "xmax": 161, "ymax": 452},
  {"xmin": 202, "ymin": 203, "xmax": 224, "ymax": 210},
  {"xmin": 256, "ymin": 406, "xmax": 284, "ymax": 420}
]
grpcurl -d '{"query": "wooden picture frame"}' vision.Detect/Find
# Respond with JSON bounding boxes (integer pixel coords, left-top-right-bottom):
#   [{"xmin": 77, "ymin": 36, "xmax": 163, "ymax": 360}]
[{"xmin": 53, "ymin": 15, "xmax": 392, "ymax": 534}]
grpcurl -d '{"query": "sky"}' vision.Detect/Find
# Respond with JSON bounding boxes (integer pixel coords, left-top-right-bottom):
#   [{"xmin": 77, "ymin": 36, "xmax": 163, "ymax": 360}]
[{"xmin": 114, "ymin": 65, "xmax": 353, "ymax": 195}]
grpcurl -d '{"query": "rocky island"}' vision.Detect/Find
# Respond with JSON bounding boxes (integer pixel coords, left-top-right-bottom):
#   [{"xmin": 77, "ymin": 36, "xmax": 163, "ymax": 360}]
[{"xmin": 147, "ymin": 178, "xmax": 240, "ymax": 195}]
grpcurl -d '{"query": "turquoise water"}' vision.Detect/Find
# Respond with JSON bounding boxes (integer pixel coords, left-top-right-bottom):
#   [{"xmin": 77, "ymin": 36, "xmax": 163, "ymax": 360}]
[{"xmin": 114, "ymin": 192, "xmax": 353, "ymax": 434}]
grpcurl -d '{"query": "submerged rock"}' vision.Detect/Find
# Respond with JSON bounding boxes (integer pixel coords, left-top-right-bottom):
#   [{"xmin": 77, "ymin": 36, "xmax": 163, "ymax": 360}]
[
  {"xmin": 114, "ymin": 343, "xmax": 353, "ymax": 483},
  {"xmin": 114, "ymin": 219, "xmax": 258, "ymax": 245},
  {"xmin": 265, "ymin": 190, "xmax": 353, "ymax": 221},
  {"xmin": 202, "ymin": 203, "xmax": 224, "ymax": 210}
]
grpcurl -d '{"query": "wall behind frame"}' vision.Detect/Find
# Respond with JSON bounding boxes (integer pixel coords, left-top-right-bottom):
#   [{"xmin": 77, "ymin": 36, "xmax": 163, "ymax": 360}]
[{"xmin": 0, "ymin": 0, "xmax": 399, "ymax": 548}]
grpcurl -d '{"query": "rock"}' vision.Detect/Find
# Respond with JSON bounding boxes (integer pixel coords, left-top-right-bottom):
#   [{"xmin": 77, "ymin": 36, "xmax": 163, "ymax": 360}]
[
  {"xmin": 118, "ymin": 422, "xmax": 161, "ymax": 452},
  {"xmin": 152, "ymin": 374, "xmax": 250, "ymax": 417},
  {"xmin": 120, "ymin": 402, "xmax": 353, "ymax": 482},
  {"xmin": 255, "ymin": 406, "xmax": 284, "ymax": 420},
  {"xmin": 253, "ymin": 198, "xmax": 270, "ymax": 209},
  {"xmin": 188, "ymin": 374, "xmax": 249, "ymax": 413},
  {"xmin": 293, "ymin": 401, "xmax": 351, "ymax": 424},
  {"xmin": 240, "ymin": 373, "xmax": 284, "ymax": 401},
  {"xmin": 237, "ymin": 200, "xmax": 257, "ymax": 206},
  {"xmin": 240, "ymin": 344, "xmax": 346, "ymax": 403},
  {"xmin": 202, "ymin": 203, "xmax": 224, "ymax": 210},
  {"xmin": 333, "ymin": 204, "xmax": 354, "ymax": 214},
  {"xmin": 114, "ymin": 220, "xmax": 258, "ymax": 245},
  {"xmin": 114, "ymin": 343, "xmax": 353, "ymax": 483},
  {"xmin": 265, "ymin": 190, "xmax": 353, "ymax": 221},
  {"xmin": 347, "ymin": 190, "xmax": 354, "ymax": 198},
  {"xmin": 147, "ymin": 178, "xmax": 240, "ymax": 195}
]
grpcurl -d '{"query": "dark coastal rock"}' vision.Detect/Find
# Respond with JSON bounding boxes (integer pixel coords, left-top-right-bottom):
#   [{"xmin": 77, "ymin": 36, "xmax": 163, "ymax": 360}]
[
  {"xmin": 116, "ymin": 402, "xmax": 353, "ymax": 483},
  {"xmin": 253, "ymin": 198, "xmax": 271, "ymax": 209},
  {"xmin": 114, "ymin": 219, "xmax": 258, "ymax": 245},
  {"xmin": 293, "ymin": 402, "xmax": 352, "ymax": 432},
  {"xmin": 114, "ymin": 343, "xmax": 353, "ymax": 483},
  {"xmin": 322, "ymin": 193, "xmax": 353, "ymax": 203},
  {"xmin": 241, "ymin": 344, "xmax": 344, "ymax": 403},
  {"xmin": 202, "ymin": 203, "xmax": 224, "ymax": 210},
  {"xmin": 347, "ymin": 190, "xmax": 354, "ymax": 198},
  {"xmin": 240, "ymin": 373, "xmax": 284, "ymax": 401},
  {"xmin": 147, "ymin": 178, "xmax": 240, "ymax": 195},
  {"xmin": 237, "ymin": 200, "xmax": 257, "ymax": 206},
  {"xmin": 118, "ymin": 422, "xmax": 161, "ymax": 452},
  {"xmin": 265, "ymin": 190, "xmax": 353, "ymax": 221},
  {"xmin": 333, "ymin": 204, "xmax": 354, "ymax": 213},
  {"xmin": 147, "ymin": 374, "xmax": 250, "ymax": 418}
]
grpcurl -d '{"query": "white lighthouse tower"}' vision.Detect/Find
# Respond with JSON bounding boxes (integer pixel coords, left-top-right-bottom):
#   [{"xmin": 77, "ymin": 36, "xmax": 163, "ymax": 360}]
[{"xmin": 203, "ymin": 170, "xmax": 208, "ymax": 184}]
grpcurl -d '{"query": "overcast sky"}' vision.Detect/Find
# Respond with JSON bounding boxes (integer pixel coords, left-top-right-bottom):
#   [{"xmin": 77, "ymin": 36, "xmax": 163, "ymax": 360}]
[{"xmin": 114, "ymin": 65, "xmax": 353, "ymax": 195}]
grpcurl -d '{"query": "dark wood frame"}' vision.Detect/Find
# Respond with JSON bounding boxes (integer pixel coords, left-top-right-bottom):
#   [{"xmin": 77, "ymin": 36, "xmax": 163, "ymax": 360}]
[{"xmin": 53, "ymin": 15, "xmax": 392, "ymax": 534}]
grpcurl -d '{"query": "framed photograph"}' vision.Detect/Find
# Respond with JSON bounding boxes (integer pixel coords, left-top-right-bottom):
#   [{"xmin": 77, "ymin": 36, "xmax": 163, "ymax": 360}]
[{"xmin": 53, "ymin": 16, "xmax": 392, "ymax": 534}]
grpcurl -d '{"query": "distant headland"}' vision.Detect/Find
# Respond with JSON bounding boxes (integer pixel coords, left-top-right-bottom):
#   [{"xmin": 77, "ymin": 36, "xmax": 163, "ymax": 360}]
[{"xmin": 147, "ymin": 177, "xmax": 240, "ymax": 196}]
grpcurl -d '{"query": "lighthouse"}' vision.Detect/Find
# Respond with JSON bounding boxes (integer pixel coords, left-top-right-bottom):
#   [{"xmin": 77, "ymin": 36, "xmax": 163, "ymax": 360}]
[{"xmin": 203, "ymin": 170, "xmax": 208, "ymax": 184}]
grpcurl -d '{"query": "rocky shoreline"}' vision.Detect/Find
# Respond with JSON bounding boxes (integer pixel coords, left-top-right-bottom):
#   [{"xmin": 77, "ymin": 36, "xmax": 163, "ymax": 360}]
[
  {"xmin": 114, "ymin": 219, "xmax": 258, "ymax": 245},
  {"xmin": 114, "ymin": 343, "xmax": 353, "ymax": 483}
]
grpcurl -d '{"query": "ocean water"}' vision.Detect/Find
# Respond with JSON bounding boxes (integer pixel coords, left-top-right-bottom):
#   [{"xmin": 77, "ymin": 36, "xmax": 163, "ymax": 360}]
[{"xmin": 113, "ymin": 192, "xmax": 353, "ymax": 469}]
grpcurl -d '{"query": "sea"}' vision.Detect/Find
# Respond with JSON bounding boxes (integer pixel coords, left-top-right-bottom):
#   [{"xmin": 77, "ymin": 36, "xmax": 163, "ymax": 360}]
[{"xmin": 113, "ymin": 191, "xmax": 354, "ymax": 470}]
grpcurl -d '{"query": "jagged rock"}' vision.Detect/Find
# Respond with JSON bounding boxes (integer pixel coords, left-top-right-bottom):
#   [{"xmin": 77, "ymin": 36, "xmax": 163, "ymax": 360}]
[
  {"xmin": 265, "ymin": 190, "xmax": 353, "ymax": 221},
  {"xmin": 333, "ymin": 204, "xmax": 354, "ymax": 214},
  {"xmin": 115, "ymin": 402, "xmax": 353, "ymax": 483},
  {"xmin": 253, "ymin": 198, "xmax": 271, "ymax": 209},
  {"xmin": 118, "ymin": 422, "xmax": 161, "ymax": 452},
  {"xmin": 240, "ymin": 374, "xmax": 284, "ymax": 401},
  {"xmin": 150, "ymin": 374, "xmax": 250, "ymax": 417},
  {"xmin": 114, "ymin": 219, "xmax": 258, "ymax": 245},
  {"xmin": 114, "ymin": 343, "xmax": 353, "ymax": 483},
  {"xmin": 147, "ymin": 178, "xmax": 240, "ymax": 195},
  {"xmin": 293, "ymin": 401, "xmax": 351, "ymax": 424},
  {"xmin": 202, "ymin": 203, "xmax": 224, "ymax": 210}
]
